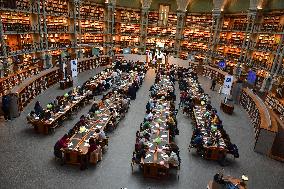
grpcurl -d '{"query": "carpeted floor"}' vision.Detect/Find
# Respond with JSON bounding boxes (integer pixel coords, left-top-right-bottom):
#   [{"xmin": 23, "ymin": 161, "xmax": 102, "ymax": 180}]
[{"xmin": 0, "ymin": 68, "xmax": 283, "ymax": 189}]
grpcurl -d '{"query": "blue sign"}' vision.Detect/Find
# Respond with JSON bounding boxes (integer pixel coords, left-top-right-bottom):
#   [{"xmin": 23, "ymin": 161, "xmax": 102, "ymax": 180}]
[
  {"xmin": 218, "ymin": 61, "xmax": 226, "ymax": 69},
  {"xmin": 247, "ymin": 70, "xmax": 257, "ymax": 84}
]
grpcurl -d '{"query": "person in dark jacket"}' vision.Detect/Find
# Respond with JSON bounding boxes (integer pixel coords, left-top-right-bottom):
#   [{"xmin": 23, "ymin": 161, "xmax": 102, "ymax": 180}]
[
  {"xmin": 210, "ymin": 78, "xmax": 217, "ymax": 91},
  {"xmin": 128, "ymin": 84, "xmax": 136, "ymax": 100},
  {"xmin": 2, "ymin": 94, "xmax": 11, "ymax": 121},
  {"xmin": 34, "ymin": 101, "xmax": 43, "ymax": 116}
]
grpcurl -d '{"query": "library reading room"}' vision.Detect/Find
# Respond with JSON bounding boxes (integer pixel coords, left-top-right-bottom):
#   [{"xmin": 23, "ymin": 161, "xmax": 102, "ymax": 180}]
[{"xmin": 0, "ymin": 0, "xmax": 284, "ymax": 188}]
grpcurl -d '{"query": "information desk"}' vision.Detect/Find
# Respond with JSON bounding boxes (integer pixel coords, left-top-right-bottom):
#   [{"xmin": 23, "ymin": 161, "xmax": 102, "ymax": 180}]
[{"xmin": 10, "ymin": 67, "xmax": 60, "ymax": 117}]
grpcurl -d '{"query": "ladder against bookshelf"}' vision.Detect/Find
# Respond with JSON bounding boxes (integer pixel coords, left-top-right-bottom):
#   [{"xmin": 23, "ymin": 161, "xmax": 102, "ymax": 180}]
[
  {"xmin": 9, "ymin": 67, "xmax": 60, "ymax": 117},
  {"xmin": 240, "ymin": 88, "xmax": 278, "ymax": 156}
]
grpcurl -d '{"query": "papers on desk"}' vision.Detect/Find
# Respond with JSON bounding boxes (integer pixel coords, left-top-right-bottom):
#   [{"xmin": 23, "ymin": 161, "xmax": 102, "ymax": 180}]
[
  {"xmin": 84, "ymin": 143, "xmax": 90, "ymax": 147},
  {"xmin": 49, "ymin": 118, "xmax": 55, "ymax": 121},
  {"xmin": 145, "ymin": 154, "xmax": 151, "ymax": 159},
  {"xmin": 161, "ymin": 135, "xmax": 167, "ymax": 138},
  {"xmin": 148, "ymin": 142, "xmax": 153, "ymax": 148},
  {"xmin": 96, "ymin": 125, "xmax": 102, "ymax": 129},
  {"xmin": 161, "ymin": 153, "xmax": 168, "ymax": 160},
  {"xmin": 102, "ymin": 117, "xmax": 108, "ymax": 121},
  {"xmin": 68, "ymin": 142, "xmax": 73, "ymax": 148}
]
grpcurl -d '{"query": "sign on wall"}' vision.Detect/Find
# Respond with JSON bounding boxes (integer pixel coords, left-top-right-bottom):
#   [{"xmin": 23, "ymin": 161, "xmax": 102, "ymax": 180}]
[
  {"xmin": 71, "ymin": 59, "xmax": 78, "ymax": 77},
  {"xmin": 218, "ymin": 60, "xmax": 226, "ymax": 69},
  {"xmin": 222, "ymin": 75, "xmax": 234, "ymax": 95}
]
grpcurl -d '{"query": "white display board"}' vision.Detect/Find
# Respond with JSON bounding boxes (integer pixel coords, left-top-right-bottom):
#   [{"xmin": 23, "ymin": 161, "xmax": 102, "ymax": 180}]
[
  {"xmin": 222, "ymin": 75, "xmax": 234, "ymax": 95},
  {"xmin": 71, "ymin": 59, "xmax": 78, "ymax": 77}
]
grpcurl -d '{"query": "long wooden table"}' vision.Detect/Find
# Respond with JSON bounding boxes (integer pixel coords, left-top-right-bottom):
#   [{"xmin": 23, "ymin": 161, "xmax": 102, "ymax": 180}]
[
  {"xmin": 61, "ymin": 71, "xmax": 144, "ymax": 167},
  {"xmin": 28, "ymin": 93, "xmax": 87, "ymax": 134},
  {"xmin": 142, "ymin": 100, "xmax": 172, "ymax": 178},
  {"xmin": 193, "ymin": 106, "xmax": 228, "ymax": 160}
]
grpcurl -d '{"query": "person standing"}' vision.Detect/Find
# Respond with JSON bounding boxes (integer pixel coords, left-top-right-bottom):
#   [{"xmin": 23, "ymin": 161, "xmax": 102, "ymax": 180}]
[
  {"xmin": 2, "ymin": 94, "xmax": 11, "ymax": 121},
  {"xmin": 210, "ymin": 78, "xmax": 217, "ymax": 91}
]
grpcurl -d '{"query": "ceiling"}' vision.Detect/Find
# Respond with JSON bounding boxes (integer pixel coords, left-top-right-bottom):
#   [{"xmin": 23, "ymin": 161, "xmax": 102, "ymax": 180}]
[{"xmin": 91, "ymin": 0, "xmax": 284, "ymax": 13}]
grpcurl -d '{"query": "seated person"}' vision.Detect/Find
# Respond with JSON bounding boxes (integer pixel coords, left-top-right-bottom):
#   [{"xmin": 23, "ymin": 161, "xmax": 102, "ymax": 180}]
[
  {"xmin": 89, "ymin": 102, "xmax": 100, "ymax": 113},
  {"xmin": 34, "ymin": 101, "xmax": 44, "ymax": 116},
  {"xmin": 95, "ymin": 128, "xmax": 107, "ymax": 141},
  {"xmin": 26, "ymin": 111, "xmax": 36, "ymax": 122},
  {"xmin": 165, "ymin": 151, "xmax": 179, "ymax": 166},
  {"xmin": 133, "ymin": 148, "xmax": 147, "ymax": 164},
  {"xmin": 79, "ymin": 115, "xmax": 87, "ymax": 126},
  {"xmin": 44, "ymin": 110, "xmax": 52, "ymax": 120},
  {"xmin": 88, "ymin": 137, "xmax": 98, "ymax": 155},
  {"xmin": 54, "ymin": 134, "xmax": 69, "ymax": 160},
  {"xmin": 144, "ymin": 110, "xmax": 153, "ymax": 121}
]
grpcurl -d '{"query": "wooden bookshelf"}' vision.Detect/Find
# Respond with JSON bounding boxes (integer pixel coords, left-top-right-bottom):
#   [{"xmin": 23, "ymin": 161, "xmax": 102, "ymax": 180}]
[
  {"xmin": 80, "ymin": 33, "xmax": 104, "ymax": 45},
  {"xmin": 46, "ymin": 16, "xmax": 68, "ymax": 33},
  {"xmin": 80, "ymin": 1, "xmax": 104, "ymax": 21},
  {"xmin": 0, "ymin": 0, "xmax": 31, "ymax": 11},
  {"xmin": 77, "ymin": 57, "xmax": 101, "ymax": 73},
  {"xmin": 116, "ymin": 8, "xmax": 141, "ymax": 24},
  {"xmin": 222, "ymin": 15, "xmax": 248, "ymax": 31},
  {"xmin": 202, "ymin": 65, "xmax": 226, "ymax": 84},
  {"xmin": 259, "ymin": 12, "xmax": 284, "ymax": 33},
  {"xmin": 1, "ymin": 12, "xmax": 31, "ymax": 33},
  {"xmin": 80, "ymin": 19, "xmax": 104, "ymax": 34},
  {"xmin": 265, "ymin": 93, "xmax": 284, "ymax": 121},
  {"xmin": 251, "ymin": 51, "xmax": 272, "ymax": 72},
  {"xmin": 10, "ymin": 67, "xmax": 60, "ymax": 116},
  {"xmin": 182, "ymin": 13, "xmax": 212, "ymax": 60},
  {"xmin": 0, "ymin": 66, "xmax": 39, "ymax": 97},
  {"xmin": 47, "ymin": 33, "xmax": 70, "ymax": 50},
  {"xmin": 4, "ymin": 34, "xmax": 34, "ymax": 55},
  {"xmin": 44, "ymin": 0, "xmax": 68, "ymax": 16},
  {"xmin": 240, "ymin": 88, "xmax": 277, "ymax": 155}
]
